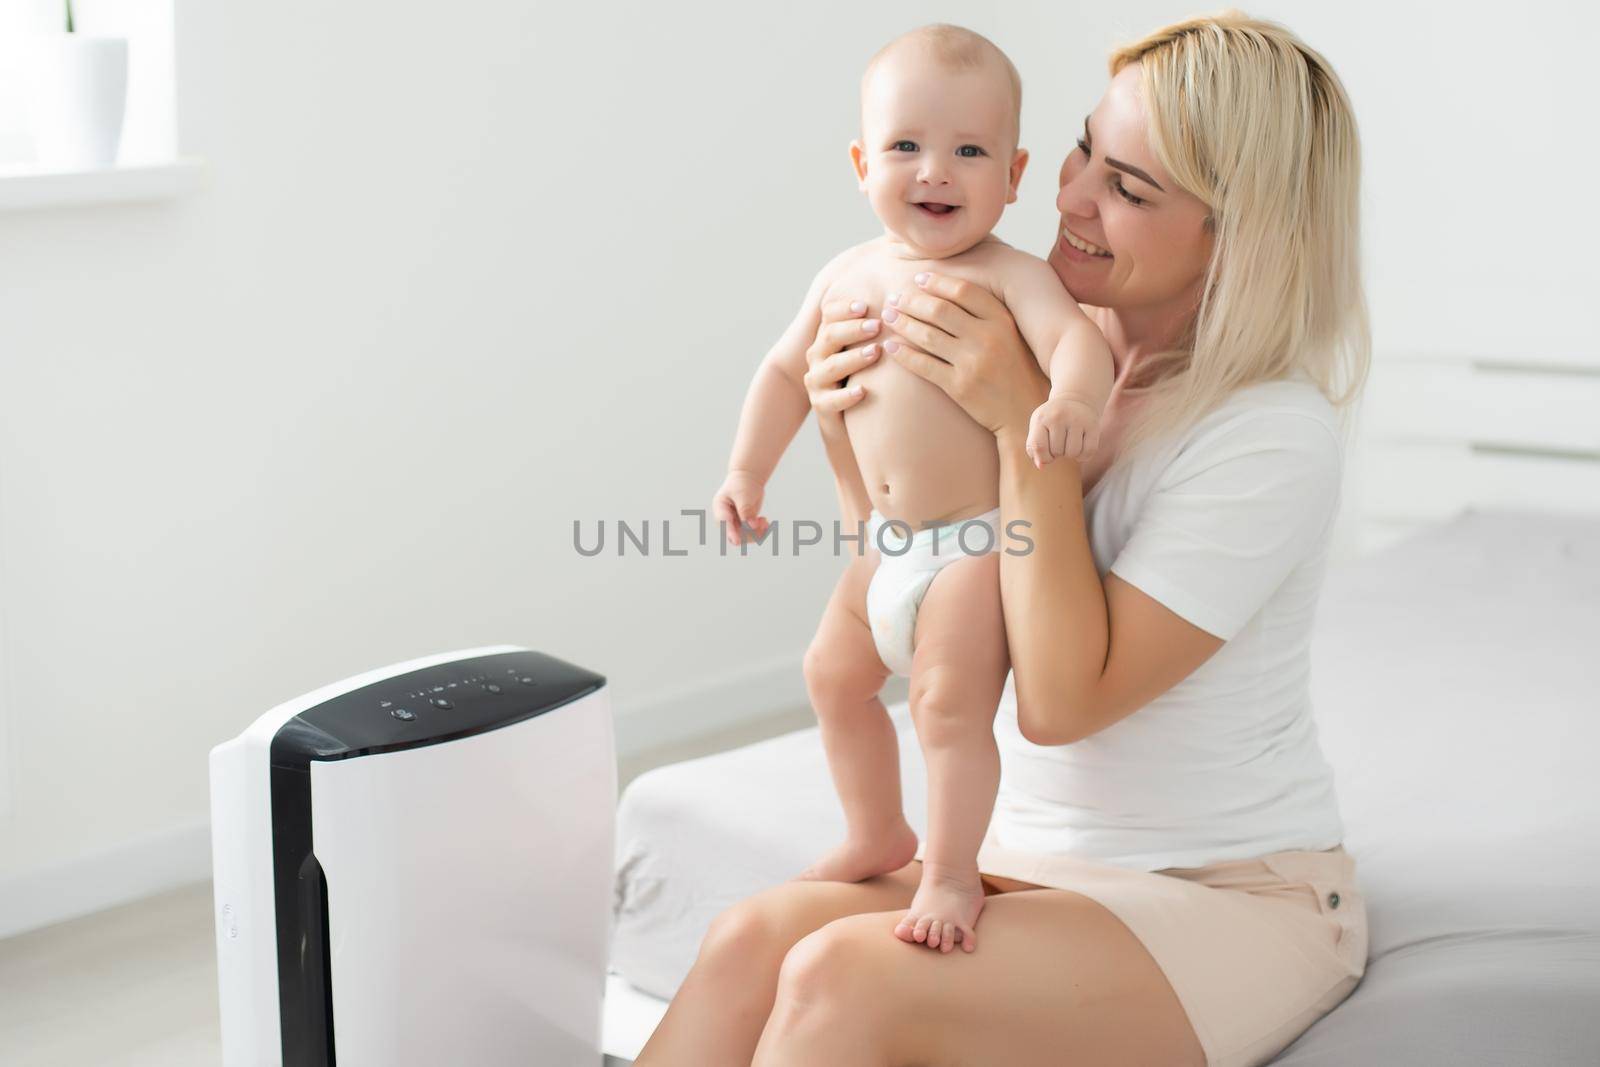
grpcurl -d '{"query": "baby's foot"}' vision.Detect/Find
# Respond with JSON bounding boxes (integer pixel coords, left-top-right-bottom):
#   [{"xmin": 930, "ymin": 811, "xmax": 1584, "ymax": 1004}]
[
  {"xmin": 895, "ymin": 862, "xmax": 986, "ymax": 953},
  {"xmin": 793, "ymin": 820, "xmax": 919, "ymax": 884}
]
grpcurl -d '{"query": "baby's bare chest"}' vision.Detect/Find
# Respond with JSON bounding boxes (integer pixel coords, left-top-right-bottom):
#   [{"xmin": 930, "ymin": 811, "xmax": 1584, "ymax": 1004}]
[
  {"xmin": 819, "ymin": 247, "xmax": 1007, "ymax": 490},
  {"xmin": 820, "ymin": 248, "xmax": 1004, "ymax": 321}
]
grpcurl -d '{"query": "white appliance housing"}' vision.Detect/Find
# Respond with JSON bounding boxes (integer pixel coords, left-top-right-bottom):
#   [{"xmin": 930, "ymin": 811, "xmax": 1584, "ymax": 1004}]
[{"xmin": 209, "ymin": 646, "xmax": 614, "ymax": 1066}]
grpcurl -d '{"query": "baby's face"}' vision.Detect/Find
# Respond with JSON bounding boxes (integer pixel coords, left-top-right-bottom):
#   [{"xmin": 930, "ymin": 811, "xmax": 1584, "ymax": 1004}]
[{"xmin": 851, "ymin": 52, "xmax": 1025, "ymax": 259}]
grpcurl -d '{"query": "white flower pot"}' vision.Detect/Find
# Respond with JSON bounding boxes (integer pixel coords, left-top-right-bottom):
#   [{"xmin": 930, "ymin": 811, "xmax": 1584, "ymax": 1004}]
[{"xmin": 22, "ymin": 34, "xmax": 129, "ymax": 171}]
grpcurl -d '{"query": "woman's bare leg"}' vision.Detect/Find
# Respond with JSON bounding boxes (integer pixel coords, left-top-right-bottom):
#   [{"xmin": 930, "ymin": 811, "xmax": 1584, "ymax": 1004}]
[
  {"xmin": 752, "ymin": 890, "xmax": 1207, "ymax": 1067},
  {"xmin": 632, "ymin": 865, "xmax": 912, "ymax": 1066},
  {"xmin": 632, "ymin": 864, "xmax": 1042, "ymax": 1066},
  {"xmin": 793, "ymin": 552, "xmax": 918, "ymax": 883},
  {"xmin": 895, "ymin": 551, "xmax": 1010, "ymax": 952}
]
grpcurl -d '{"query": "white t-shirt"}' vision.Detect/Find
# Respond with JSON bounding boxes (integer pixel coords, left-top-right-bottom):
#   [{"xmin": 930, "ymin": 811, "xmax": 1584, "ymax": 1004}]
[{"xmin": 991, "ymin": 375, "xmax": 1348, "ymax": 871}]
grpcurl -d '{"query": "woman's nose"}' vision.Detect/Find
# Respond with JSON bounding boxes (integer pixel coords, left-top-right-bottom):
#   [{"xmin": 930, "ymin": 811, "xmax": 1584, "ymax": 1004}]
[{"xmin": 1057, "ymin": 168, "xmax": 1096, "ymax": 219}]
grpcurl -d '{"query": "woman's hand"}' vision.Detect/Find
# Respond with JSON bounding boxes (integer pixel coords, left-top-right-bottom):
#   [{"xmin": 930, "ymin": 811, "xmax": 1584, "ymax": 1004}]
[
  {"xmin": 803, "ymin": 298, "xmax": 884, "ymax": 437},
  {"xmin": 879, "ymin": 272, "xmax": 1049, "ymax": 441}
]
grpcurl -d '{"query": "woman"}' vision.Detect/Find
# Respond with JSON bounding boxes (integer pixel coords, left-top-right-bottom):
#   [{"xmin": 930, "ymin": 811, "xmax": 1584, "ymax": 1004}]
[{"xmin": 636, "ymin": 12, "xmax": 1370, "ymax": 1066}]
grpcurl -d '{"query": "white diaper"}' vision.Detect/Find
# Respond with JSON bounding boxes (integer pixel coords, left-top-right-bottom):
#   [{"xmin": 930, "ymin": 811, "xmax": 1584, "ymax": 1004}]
[{"xmin": 865, "ymin": 506, "xmax": 1003, "ymax": 677}]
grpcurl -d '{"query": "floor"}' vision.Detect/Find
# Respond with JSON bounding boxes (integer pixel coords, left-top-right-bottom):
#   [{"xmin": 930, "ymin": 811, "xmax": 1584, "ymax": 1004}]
[{"xmin": 0, "ymin": 698, "xmax": 836, "ymax": 1067}]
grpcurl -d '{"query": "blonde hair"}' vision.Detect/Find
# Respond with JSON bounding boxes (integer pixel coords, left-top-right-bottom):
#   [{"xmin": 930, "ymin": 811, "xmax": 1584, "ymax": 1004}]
[
  {"xmin": 862, "ymin": 24, "xmax": 1023, "ymax": 145},
  {"xmin": 1108, "ymin": 11, "xmax": 1370, "ymax": 453}
]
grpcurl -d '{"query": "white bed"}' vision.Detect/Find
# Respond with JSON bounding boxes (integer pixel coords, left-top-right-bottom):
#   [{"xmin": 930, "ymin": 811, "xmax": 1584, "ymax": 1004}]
[{"xmin": 604, "ymin": 353, "xmax": 1600, "ymax": 1064}]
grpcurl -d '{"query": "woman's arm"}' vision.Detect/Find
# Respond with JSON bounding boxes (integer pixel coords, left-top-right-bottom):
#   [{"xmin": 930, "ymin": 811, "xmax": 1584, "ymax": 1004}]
[
  {"xmin": 993, "ymin": 424, "xmax": 1222, "ymax": 744},
  {"xmin": 882, "ymin": 272, "xmax": 1222, "ymax": 745}
]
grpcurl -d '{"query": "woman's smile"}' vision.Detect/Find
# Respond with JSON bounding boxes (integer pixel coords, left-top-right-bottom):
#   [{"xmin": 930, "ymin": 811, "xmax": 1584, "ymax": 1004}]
[{"xmin": 1060, "ymin": 225, "xmax": 1112, "ymax": 259}]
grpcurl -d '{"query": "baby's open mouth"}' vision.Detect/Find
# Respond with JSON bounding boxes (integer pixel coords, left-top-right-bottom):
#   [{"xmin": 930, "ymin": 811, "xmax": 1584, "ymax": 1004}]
[{"xmin": 915, "ymin": 202, "xmax": 959, "ymax": 217}]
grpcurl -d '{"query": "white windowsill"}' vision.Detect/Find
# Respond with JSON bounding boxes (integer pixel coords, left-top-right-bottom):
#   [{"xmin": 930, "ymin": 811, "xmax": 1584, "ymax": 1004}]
[{"xmin": 0, "ymin": 157, "xmax": 205, "ymax": 212}]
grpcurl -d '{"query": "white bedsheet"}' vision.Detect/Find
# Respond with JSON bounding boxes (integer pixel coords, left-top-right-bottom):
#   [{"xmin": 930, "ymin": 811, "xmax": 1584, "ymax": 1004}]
[
  {"xmin": 610, "ymin": 696, "xmax": 928, "ymax": 1000},
  {"xmin": 608, "ymin": 510, "xmax": 1600, "ymax": 1064}
]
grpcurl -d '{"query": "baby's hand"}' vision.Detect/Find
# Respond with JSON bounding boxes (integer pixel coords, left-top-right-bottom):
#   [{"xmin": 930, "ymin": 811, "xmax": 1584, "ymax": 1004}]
[
  {"xmin": 712, "ymin": 471, "xmax": 770, "ymax": 545},
  {"xmin": 1025, "ymin": 395, "xmax": 1101, "ymax": 469}
]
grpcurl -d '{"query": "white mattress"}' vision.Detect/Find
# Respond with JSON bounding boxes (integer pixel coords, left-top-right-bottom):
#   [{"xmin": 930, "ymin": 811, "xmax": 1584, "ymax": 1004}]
[{"xmin": 607, "ymin": 510, "xmax": 1600, "ymax": 1064}]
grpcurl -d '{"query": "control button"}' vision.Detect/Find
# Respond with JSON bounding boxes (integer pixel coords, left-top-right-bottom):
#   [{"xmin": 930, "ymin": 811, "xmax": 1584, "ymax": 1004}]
[
  {"xmin": 519, "ymin": 676, "xmax": 537, "ymax": 686},
  {"xmin": 484, "ymin": 683, "xmax": 503, "ymax": 694},
  {"xmin": 430, "ymin": 698, "xmax": 453, "ymax": 710},
  {"xmin": 391, "ymin": 708, "xmax": 416, "ymax": 722},
  {"xmin": 1328, "ymin": 892, "xmax": 1341, "ymax": 909}
]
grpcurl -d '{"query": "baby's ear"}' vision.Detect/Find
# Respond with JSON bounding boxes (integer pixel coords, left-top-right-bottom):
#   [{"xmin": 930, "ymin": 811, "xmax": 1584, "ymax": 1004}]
[
  {"xmin": 849, "ymin": 140, "xmax": 869, "ymax": 189},
  {"xmin": 1006, "ymin": 147, "xmax": 1030, "ymax": 205}
]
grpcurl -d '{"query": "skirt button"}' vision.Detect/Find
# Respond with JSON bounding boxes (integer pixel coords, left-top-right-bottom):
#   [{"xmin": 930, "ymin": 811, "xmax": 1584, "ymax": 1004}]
[{"xmin": 1328, "ymin": 891, "xmax": 1341, "ymax": 909}]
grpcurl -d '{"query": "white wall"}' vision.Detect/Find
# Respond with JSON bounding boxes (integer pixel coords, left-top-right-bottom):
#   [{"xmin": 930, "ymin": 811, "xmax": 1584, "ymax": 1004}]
[{"xmin": 0, "ymin": 0, "xmax": 1594, "ymax": 932}]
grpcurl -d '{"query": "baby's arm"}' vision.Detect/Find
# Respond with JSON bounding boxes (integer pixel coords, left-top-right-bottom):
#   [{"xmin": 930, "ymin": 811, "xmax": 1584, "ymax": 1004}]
[
  {"xmin": 997, "ymin": 254, "xmax": 1115, "ymax": 466},
  {"xmin": 714, "ymin": 251, "xmax": 871, "ymax": 543}
]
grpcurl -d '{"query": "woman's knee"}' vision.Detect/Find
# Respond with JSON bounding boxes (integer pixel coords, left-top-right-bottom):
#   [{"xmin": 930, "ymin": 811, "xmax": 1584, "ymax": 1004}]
[
  {"xmin": 701, "ymin": 899, "xmax": 781, "ymax": 969},
  {"xmin": 773, "ymin": 915, "xmax": 895, "ymax": 1012},
  {"xmin": 699, "ymin": 888, "xmax": 826, "ymax": 979}
]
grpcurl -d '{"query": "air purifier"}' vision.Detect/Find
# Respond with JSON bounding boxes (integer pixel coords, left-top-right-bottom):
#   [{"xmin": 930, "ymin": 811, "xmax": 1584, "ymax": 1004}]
[{"xmin": 209, "ymin": 645, "xmax": 614, "ymax": 1066}]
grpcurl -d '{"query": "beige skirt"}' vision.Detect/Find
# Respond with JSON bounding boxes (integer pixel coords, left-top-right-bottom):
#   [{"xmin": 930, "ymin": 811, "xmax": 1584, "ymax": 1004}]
[{"xmin": 942, "ymin": 828, "xmax": 1370, "ymax": 1067}]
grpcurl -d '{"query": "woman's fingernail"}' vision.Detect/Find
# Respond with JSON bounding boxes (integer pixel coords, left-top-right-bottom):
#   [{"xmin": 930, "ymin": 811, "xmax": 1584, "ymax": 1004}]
[
  {"xmin": 883, "ymin": 340, "xmax": 900, "ymax": 353},
  {"xmin": 850, "ymin": 386, "xmax": 864, "ymax": 396},
  {"xmin": 863, "ymin": 343, "xmax": 877, "ymax": 356},
  {"xmin": 914, "ymin": 272, "xmax": 930, "ymax": 285},
  {"xmin": 849, "ymin": 300, "xmax": 866, "ymax": 314},
  {"xmin": 887, "ymin": 291, "xmax": 900, "ymax": 306},
  {"xmin": 863, "ymin": 319, "xmax": 879, "ymax": 333},
  {"xmin": 882, "ymin": 307, "xmax": 899, "ymax": 323}
]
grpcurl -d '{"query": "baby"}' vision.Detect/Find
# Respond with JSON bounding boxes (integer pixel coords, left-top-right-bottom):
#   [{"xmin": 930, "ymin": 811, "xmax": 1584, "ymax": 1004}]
[{"xmin": 712, "ymin": 24, "xmax": 1113, "ymax": 953}]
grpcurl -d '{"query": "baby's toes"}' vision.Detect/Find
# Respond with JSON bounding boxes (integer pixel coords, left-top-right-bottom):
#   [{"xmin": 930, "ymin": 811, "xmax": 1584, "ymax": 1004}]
[
  {"xmin": 913, "ymin": 913, "xmax": 935, "ymax": 944},
  {"xmin": 942, "ymin": 924, "xmax": 972, "ymax": 953},
  {"xmin": 893, "ymin": 912, "xmax": 920, "ymax": 944}
]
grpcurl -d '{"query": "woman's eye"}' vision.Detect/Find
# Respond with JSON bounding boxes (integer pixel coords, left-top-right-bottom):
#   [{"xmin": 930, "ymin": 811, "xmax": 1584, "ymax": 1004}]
[
  {"xmin": 957, "ymin": 145, "xmax": 985, "ymax": 158},
  {"xmin": 1113, "ymin": 178, "xmax": 1147, "ymax": 207},
  {"xmin": 1075, "ymin": 137, "xmax": 1090, "ymax": 157},
  {"xmin": 893, "ymin": 140, "xmax": 918, "ymax": 152}
]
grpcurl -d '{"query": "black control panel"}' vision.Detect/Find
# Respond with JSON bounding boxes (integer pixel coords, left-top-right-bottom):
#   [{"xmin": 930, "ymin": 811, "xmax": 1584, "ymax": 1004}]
[{"xmin": 272, "ymin": 649, "xmax": 605, "ymax": 763}]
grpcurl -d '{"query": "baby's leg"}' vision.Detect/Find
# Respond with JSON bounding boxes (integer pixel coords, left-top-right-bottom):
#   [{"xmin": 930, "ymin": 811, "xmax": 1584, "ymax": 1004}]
[
  {"xmin": 794, "ymin": 552, "xmax": 916, "ymax": 883},
  {"xmin": 896, "ymin": 550, "xmax": 1009, "ymax": 952}
]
